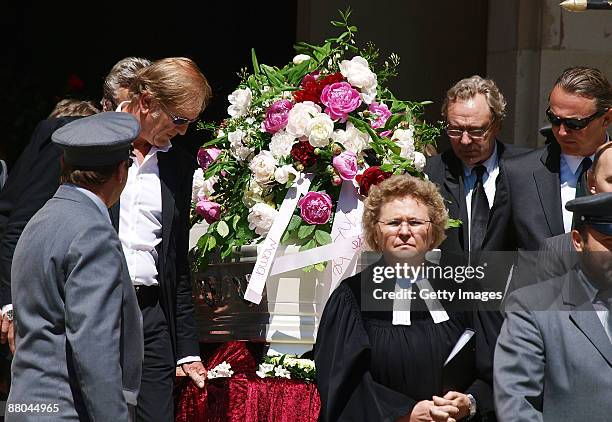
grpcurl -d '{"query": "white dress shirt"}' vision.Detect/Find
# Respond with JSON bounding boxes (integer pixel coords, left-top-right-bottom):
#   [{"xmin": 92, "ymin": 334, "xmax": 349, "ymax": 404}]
[
  {"xmin": 119, "ymin": 145, "xmax": 169, "ymax": 286},
  {"xmin": 560, "ymin": 135, "xmax": 609, "ymax": 233},
  {"xmin": 116, "ymin": 103, "xmax": 200, "ymax": 365},
  {"xmin": 462, "ymin": 143, "xmax": 499, "ymax": 245}
]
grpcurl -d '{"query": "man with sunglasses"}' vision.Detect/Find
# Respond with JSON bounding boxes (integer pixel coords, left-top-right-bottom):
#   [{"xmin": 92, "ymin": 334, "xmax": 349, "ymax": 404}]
[
  {"xmin": 426, "ymin": 76, "xmax": 529, "ymax": 267},
  {"xmin": 491, "ymin": 66, "xmax": 611, "ymax": 253},
  {"xmin": 114, "ymin": 57, "xmax": 212, "ymax": 421}
]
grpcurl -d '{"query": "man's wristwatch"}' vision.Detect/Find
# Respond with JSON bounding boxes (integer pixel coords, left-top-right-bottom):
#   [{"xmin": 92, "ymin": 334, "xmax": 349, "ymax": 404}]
[
  {"xmin": 466, "ymin": 393, "xmax": 477, "ymax": 419},
  {"xmin": 5, "ymin": 309, "xmax": 13, "ymax": 321}
]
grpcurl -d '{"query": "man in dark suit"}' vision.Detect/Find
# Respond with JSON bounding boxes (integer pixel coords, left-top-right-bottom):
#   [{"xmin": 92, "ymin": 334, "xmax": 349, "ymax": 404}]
[
  {"xmin": 494, "ymin": 192, "xmax": 612, "ymax": 421},
  {"xmin": 493, "ymin": 66, "xmax": 611, "ymax": 252},
  {"xmin": 7, "ymin": 112, "xmax": 144, "ymax": 421},
  {"xmin": 508, "ymin": 142, "xmax": 612, "ymax": 293},
  {"xmin": 426, "ymin": 75, "xmax": 529, "ymax": 266},
  {"xmin": 112, "ymin": 57, "xmax": 212, "ymax": 421}
]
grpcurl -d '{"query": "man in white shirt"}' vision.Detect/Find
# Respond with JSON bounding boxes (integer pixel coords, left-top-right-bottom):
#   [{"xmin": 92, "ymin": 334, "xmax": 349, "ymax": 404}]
[{"xmin": 112, "ymin": 57, "xmax": 212, "ymax": 421}]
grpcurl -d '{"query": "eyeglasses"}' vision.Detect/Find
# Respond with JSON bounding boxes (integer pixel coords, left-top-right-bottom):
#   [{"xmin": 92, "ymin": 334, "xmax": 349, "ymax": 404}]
[
  {"xmin": 159, "ymin": 102, "xmax": 199, "ymax": 126},
  {"xmin": 446, "ymin": 120, "xmax": 495, "ymax": 140},
  {"xmin": 546, "ymin": 107, "xmax": 606, "ymax": 131},
  {"xmin": 377, "ymin": 218, "xmax": 432, "ymax": 232}
]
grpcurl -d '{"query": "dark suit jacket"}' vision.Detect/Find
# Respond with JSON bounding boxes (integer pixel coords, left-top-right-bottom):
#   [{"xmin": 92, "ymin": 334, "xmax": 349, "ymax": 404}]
[
  {"xmin": 110, "ymin": 146, "xmax": 199, "ymax": 362},
  {"xmin": 425, "ymin": 140, "xmax": 530, "ymax": 262},
  {"xmin": 0, "ymin": 117, "xmax": 80, "ymax": 307},
  {"xmin": 492, "ymin": 142, "xmax": 564, "ymax": 251}
]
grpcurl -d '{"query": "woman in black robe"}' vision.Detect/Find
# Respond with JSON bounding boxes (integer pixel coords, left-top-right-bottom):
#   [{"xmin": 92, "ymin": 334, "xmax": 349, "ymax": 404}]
[{"xmin": 315, "ymin": 175, "xmax": 497, "ymax": 422}]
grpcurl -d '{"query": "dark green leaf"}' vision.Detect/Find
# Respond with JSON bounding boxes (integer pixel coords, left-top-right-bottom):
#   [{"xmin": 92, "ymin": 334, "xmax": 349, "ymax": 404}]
[
  {"xmin": 287, "ymin": 215, "xmax": 302, "ymax": 232},
  {"xmin": 298, "ymin": 224, "xmax": 316, "ymax": 239},
  {"xmin": 314, "ymin": 229, "xmax": 332, "ymax": 246},
  {"xmin": 251, "ymin": 48, "xmax": 260, "ymax": 75},
  {"xmin": 207, "ymin": 235, "xmax": 217, "ymax": 250},
  {"xmin": 299, "ymin": 239, "xmax": 316, "ymax": 252}
]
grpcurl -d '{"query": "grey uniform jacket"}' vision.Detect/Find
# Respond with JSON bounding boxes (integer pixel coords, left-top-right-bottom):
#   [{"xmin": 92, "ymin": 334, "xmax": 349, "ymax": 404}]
[
  {"xmin": 6, "ymin": 185, "xmax": 143, "ymax": 421},
  {"xmin": 494, "ymin": 268, "xmax": 612, "ymax": 421}
]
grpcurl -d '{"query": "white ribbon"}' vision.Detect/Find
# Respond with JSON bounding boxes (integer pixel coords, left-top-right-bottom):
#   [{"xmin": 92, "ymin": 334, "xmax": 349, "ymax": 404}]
[
  {"xmin": 327, "ymin": 180, "xmax": 364, "ymax": 292},
  {"xmin": 244, "ymin": 173, "xmax": 313, "ymax": 304}
]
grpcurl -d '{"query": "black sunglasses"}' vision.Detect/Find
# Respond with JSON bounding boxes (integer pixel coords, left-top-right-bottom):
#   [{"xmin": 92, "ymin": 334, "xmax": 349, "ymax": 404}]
[
  {"xmin": 160, "ymin": 102, "xmax": 198, "ymax": 126},
  {"xmin": 546, "ymin": 107, "xmax": 606, "ymax": 131}
]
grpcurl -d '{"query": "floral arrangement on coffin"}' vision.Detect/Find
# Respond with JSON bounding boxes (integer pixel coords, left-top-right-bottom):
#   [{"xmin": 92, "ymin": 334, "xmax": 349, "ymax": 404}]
[
  {"xmin": 191, "ymin": 10, "xmax": 443, "ymax": 271},
  {"xmin": 256, "ymin": 354, "xmax": 316, "ymax": 382}
]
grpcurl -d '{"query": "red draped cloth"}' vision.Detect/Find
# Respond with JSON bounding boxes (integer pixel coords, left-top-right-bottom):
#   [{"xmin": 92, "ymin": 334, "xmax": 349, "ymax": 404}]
[{"xmin": 175, "ymin": 342, "xmax": 321, "ymax": 422}]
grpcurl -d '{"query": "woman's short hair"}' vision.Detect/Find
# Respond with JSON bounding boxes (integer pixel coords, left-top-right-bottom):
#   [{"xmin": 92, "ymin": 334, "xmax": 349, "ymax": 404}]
[
  {"xmin": 442, "ymin": 75, "xmax": 507, "ymax": 122},
  {"xmin": 362, "ymin": 174, "xmax": 448, "ymax": 251},
  {"xmin": 129, "ymin": 57, "xmax": 212, "ymax": 113}
]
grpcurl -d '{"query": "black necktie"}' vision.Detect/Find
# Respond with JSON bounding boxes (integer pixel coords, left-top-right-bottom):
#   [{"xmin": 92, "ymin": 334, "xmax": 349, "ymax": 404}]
[
  {"xmin": 575, "ymin": 157, "xmax": 592, "ymax": 198},
  {"xmin": 470, "ymin": 165, "xmax": 489, "ymax": 262}
]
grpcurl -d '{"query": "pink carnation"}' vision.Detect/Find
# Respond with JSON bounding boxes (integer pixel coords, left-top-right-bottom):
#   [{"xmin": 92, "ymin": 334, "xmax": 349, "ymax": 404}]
[
  {"xmin": 197, "ymin": 148, "xmax": 221, "ymax": 170},
  {"xmin": 320, "ymin": 82, "xmax": 362, "ymax": 122},
  {"xmin": 298, "ymin": 191, "xmax": 333, "ymax": 225},
  {"xmin": 195, "ymin": 198, "xmax": 221, "ymax": 224},
  {"xmin": 263, "ymin": 99, "xmax": 293, "ymax": 134},
  {"xmin": 332, "ymin": 151, "xmax": 358, "ymax": 180}
]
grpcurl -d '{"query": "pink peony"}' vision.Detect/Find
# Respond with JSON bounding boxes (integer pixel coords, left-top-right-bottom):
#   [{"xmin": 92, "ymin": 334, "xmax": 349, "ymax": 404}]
[
  {"xmin": 195, "ymin": 198, "xmax": 221, "ymax": 224},
  {"xmin": 332, "ymin": 151, "xmax": 358, "ymax": 180},
  {"xmin": 368, "ymin": 102, "xmax": 392, "ymax": 129},
  {"xmin": 197, "ymin": 147, "xmax": 221, "ymax": 170},
  {"xmin": 320, "ymin": 82, "xmax": 362, "ymax": 122},
  {"xmin": 263, "ymin": 99, "xmax": 293, "ymax": 134},
  {"xmin": 298, "ymin": 191, "xmax": 333, "ymax": 225}
]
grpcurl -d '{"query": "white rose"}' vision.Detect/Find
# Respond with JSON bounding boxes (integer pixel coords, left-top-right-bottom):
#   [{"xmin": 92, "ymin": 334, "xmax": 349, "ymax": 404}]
[
  {"xmin": 269, "ymin": 130, "xmax": 297, "ymax": 158},
  {"xmin": 333, "ymin": 122, "xmax": 370, "ymax": 154},
  {"xmin": 192, "ymin": 169, "xmax": 218, "ymax": 203},
  {"xmin": 232, "ymin": 145, "xmax": 254, "ymax": 162},
  {"xmin": 249, "ymin": 150, "xmax": 277, "ymax": 184},
  {"xmin": 392, "ymin": 127, "xmax": 415, "ymax": 159},
  {"xmin": 413, "ymin": 151, "xmax": 427, "ymax": 172},
  {"xmin": 243, "ymin": 179, "xmax": 265, "ymax": 208},
  {"xmin": 274, "ymin": 165, "xmax": 298, "ymax": 184},
  {"xmin": 292, "ymin": 54, "xmax": 311, "ymax": 64},
  {"xmin": 339, "ymin": 56, "xmax": 378, "ymax": 100},
  {"xmin": 248, "ymin": 203, "xmax": 278, "ymax": 236},
  {"xmin": 286, "ymin": 101, "xmax": 321, "ymax": 138},
  {"xmin": 228, "ymin": 128, "xmax": 246, "ymax": 146},
  {"xmin": 360, "ymin": 84, "xmax": 377, "ymax": 105},
  {"xmin": 227, "ymin": 87, "xmax": 252, "ymax": 118},
  {"xmin": 306, "ymin": 113, "xmax": 334, "ymax": 147}
]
